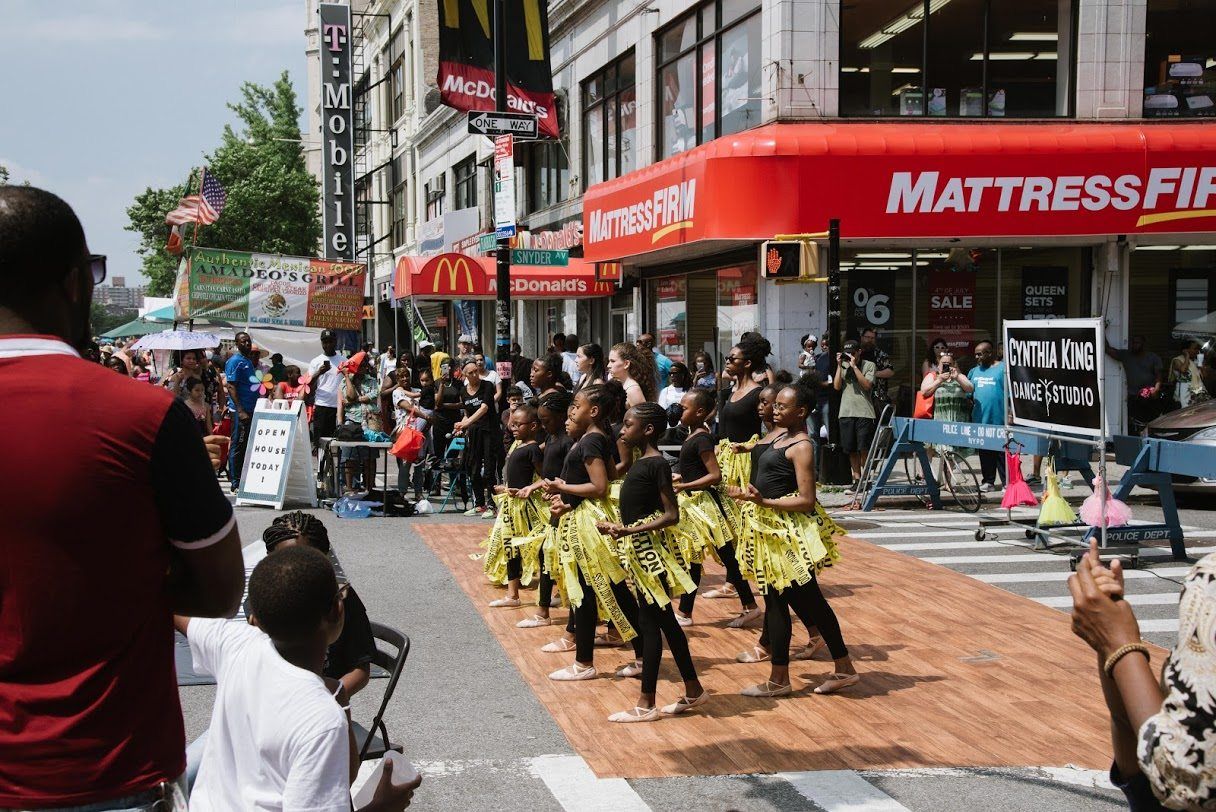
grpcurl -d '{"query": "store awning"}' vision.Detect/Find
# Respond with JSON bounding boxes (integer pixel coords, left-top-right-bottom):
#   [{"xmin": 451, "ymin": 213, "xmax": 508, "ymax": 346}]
[
  {"xmin": 393, "ymin": 253, "xmax": 615, "ymax": 300},
  {"xmin": 582, "ymin": 122, "xmax": 1216, "ymax": 263}
]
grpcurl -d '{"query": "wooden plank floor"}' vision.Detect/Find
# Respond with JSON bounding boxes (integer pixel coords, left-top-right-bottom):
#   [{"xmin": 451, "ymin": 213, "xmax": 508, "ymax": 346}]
[{"xmin": 414, "ymin": 521, "xmax": 1167, "ymax": 780}]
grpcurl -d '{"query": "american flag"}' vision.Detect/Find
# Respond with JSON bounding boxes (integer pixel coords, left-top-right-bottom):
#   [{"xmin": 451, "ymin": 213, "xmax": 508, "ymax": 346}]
[{"xmin": 164, "ymin": 169, "xmax": 227, "ymax": 225}]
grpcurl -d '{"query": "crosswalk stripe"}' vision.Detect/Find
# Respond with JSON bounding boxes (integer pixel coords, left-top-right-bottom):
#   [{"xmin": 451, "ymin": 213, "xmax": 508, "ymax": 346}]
[
  {"xmin": 851, "ymin": 529, "xmax": 982, "ymax": 539},
  {"xmin": 919, "ymin": 553, "xmax": 1063, "ymax": 564},
  {"xmin": 881, "ymin": 540, "xmax": 1027, "ymax": 551},
  {"xmin": 1034, "ymin": 593, "xmax": 1180, "ymax": 608},
  {"xmin": 978, "ymin": 567, "xmax": 1193, "ymax": 584},
  {"xmin": 1139, "ymin": 618, "xmax": 1181, "ymax": 632},
  {"xmin": 778, "ymin": 770, "xmax": 911, "ymax": 812},
  {"xmin": 528, "ymin": 755, "xmax": 650, "ymax": 812}
]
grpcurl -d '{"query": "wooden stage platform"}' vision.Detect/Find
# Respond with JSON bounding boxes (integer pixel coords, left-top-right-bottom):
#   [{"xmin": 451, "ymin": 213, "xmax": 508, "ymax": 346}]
[{"xmin": 414, "ymin": 522, "xmax": 1167, "ymax": 780}]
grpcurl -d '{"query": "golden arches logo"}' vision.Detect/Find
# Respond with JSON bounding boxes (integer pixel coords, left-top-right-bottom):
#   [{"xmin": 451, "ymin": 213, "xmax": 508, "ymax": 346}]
[{"xmin": 432, "ymin": 255, "xmax": 476, "ymax": 294}]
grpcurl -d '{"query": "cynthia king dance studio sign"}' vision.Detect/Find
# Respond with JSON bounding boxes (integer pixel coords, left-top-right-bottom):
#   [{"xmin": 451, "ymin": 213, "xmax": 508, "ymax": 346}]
[{"xmin": 1003, "ymin": 318, "xmax": 1105, "ymax": 437}]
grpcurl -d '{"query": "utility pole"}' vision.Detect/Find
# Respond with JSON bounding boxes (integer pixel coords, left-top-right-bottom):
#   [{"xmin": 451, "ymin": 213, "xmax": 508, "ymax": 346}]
[
  {"xmin": 492, "ymin": 0, "xmax": 512, "ymax": 379},
  {"xmin": 821, "ymin": 217, "xmax": 852, "ymax": 485}
]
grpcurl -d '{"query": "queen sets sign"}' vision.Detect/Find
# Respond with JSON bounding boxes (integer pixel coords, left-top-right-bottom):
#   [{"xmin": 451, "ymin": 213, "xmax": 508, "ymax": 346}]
[{"xmin": 1003, "ymin": 318, "xmax": 1105, "ymax": 437}]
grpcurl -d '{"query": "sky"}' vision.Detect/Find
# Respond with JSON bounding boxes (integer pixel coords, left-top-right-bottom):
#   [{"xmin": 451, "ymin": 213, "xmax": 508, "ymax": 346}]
[{"xmin": 0, "ymin": 1, "xmax": 308, "ymax": 288}]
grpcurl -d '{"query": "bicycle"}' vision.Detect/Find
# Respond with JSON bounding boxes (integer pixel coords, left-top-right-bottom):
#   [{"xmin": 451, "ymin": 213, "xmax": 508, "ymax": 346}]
[{"xmin": 936, "ymin": 449, "xmax": 982, "ymax": 513}]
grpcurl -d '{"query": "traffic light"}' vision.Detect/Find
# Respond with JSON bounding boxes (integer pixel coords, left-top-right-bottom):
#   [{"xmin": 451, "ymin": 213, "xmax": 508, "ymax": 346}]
[{"xmin": 760, "ymin": 240, "xmax": 819, "ymax": 280}]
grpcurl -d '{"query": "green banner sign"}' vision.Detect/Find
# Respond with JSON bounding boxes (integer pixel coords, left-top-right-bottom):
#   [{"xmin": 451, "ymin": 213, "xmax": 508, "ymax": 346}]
[{"xmin": 511, "ymin": 248, "xmax": 569, "ymax": 267}]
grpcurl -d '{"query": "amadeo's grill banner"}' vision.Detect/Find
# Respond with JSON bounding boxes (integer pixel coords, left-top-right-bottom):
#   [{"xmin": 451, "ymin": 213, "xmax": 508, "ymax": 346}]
[
  {"xmin": 179, "ymin": 248, "xmax": 366, "ymax": 331},
  {"xmin": 1003, "ymin": 318, "xmax": 1105, "ymax": 437},
  {"xmin": 436, "ymin": 0, "xmax": 559, "ymax": 138}
]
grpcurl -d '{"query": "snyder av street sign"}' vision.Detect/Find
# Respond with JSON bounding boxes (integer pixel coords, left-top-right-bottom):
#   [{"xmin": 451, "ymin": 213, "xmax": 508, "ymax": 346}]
[{"xmin": 468, "ymin": 111, "xmax": 539, "ymax": 138}]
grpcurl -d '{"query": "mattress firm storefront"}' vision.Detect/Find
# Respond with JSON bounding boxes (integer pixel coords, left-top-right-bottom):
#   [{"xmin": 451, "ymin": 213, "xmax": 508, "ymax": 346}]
[{"xmin": 582, "ymin": 122, "xmax": 1216, "ymax": 430}]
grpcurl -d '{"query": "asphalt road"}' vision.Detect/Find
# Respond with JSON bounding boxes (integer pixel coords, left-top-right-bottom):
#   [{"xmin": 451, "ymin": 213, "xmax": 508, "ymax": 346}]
[{"xmin": 175, "ymin": 490, "xmax": 1212, "ymax": 811}]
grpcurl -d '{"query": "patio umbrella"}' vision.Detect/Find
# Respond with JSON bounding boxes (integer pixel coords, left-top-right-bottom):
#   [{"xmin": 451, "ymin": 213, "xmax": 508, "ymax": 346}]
[
  {"xmin": 130, "ymin": 330, "xmax": 222, "ymax": 351},
  {"xmin": 99, "ymin": 318, "xmax": 162, "ymax": 339}
]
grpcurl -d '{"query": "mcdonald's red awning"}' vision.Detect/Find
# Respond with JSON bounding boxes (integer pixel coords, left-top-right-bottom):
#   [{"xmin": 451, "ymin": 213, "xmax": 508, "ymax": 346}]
[{"xmin": 393, "ymin": 253, "xmax": 615, "ymax": 300}]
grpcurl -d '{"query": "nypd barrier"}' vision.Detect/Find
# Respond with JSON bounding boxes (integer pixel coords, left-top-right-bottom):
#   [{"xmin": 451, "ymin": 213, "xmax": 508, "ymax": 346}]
[{"xmin": 860, "ymin": 418, "xmax": 1096, "ymax": 513}]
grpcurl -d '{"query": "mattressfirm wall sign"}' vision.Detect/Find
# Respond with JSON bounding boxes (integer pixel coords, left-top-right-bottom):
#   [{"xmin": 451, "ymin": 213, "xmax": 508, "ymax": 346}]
[
  {"xmin": 1003, "ymin": 318, "xmax": 1105, "ymax": 437},
  {"xmin": 319, "ymin": 3, "xmax": 356, "ymax": 260}
]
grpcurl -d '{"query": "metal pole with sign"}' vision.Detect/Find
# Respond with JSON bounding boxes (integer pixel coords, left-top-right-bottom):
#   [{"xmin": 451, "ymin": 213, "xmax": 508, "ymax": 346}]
[{"xmin": 492, "ymin": 0, "xmax": 512, "ymax": 380}]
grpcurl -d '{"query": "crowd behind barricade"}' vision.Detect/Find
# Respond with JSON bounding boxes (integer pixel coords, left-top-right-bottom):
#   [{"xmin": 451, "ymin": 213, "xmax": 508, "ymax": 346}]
[{"xmin": 8, "ymin": 180, "xmax": 1214, "ymax": 811}]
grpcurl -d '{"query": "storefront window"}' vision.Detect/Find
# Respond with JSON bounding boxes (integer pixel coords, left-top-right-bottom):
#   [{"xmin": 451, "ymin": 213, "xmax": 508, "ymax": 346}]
[
  {"xmin": 1129, "ymin": 246, "xmax": 1216, "ymax": 366},
  {"xmin": 1143, "ymin": 0, "xmax": 1216, "ymax": 118},
  {"xmin": 657, "ymin": 0, "xmax": 762, "ymax": 160},
  {"xmin": 650, "ymin": 276, "xmax": 688, "ymax": 363},
  {"xmin": 841, "ymin": 0, "xmax": 1074, "ymax": 117},
  {"xmin": 839, "ymin": 245, "xmax": 1090, "ymax": 414},
  {"xmin": 583, "ymin": 53, "xmax": 636, "ymax": 188},
  {"xmin": 543, "ymin": 299, "xmax": 593, "ymax": 352},
  {"xmin": 716, "ymin": 265, "xmax": 759, "ymax": 371},
  {"xmin": 647, "ymin": 265, "xmax": 759, "ymax": 369}
]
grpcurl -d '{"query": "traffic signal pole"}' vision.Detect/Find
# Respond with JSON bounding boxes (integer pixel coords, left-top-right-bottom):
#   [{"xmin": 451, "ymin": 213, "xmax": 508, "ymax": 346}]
[{"xmin": 492, "ymin": 0, "xmax": 513, "ymax": 379}]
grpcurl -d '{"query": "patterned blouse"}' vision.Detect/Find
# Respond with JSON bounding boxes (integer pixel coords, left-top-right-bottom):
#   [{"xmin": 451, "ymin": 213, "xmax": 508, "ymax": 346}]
[{"xmin": 1138, "ymin": 552, "xmax": 1216, "ymax": 809}]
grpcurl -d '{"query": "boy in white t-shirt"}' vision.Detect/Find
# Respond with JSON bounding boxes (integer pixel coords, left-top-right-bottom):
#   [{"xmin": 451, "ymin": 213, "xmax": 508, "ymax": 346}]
[{"xmin": 177, "ymin": 546, "xmax": 419, "ymax": 811}]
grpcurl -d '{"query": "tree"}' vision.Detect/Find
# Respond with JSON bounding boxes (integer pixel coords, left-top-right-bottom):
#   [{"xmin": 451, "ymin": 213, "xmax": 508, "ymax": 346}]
[
  {"xmin": 0, "ymin": 164, "xmax": 9, "ymax": 185},
  {"xmin": 126, "ymin": 72, "xmax": 321, "ymax": 296},
  {"xmin": 90, "ymin": 302, "xmax": 135, "ymax": 336}
]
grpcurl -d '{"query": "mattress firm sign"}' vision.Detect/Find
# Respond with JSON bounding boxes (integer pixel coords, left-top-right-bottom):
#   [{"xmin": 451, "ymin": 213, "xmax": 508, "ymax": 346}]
[
  {"xmin": 319, "ymin": 3, "xmax": 356, "ymax": 260},
  {"xmin": 1003, "ymin": 318, "xmax": 1105, "ymax": 437}
]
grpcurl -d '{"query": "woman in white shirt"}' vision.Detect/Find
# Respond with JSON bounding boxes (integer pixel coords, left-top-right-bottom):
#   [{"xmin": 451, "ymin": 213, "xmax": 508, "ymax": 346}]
[{"xmin": 658, "ymin": 362, "xmax": 692, "ymax": 409}]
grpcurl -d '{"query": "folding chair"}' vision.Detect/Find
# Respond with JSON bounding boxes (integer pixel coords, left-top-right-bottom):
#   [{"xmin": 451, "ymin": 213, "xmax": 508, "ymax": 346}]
[
  {"xmin": 435, "ymin": 435, "xmax": 473, "ymax": 514},
  {"xmin": 354, "ymin": 622, "xmax": 410, "ymax": 761}
]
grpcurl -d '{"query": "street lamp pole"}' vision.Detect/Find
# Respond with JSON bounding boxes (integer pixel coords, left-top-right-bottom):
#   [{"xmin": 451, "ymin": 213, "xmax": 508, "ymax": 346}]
[{"xmin": 492, "ymin": 0, "xmax": 512, "ymax": 378}]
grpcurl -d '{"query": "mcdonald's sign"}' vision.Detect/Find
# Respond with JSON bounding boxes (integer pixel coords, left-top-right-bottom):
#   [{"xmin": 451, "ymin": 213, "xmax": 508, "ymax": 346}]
[
  {"xmin": 436, "ymin": 0, "xmax": 559, "ymax": 138},
  {"xmin": 421, "ymin": 252, "xmax": 489, "ymax": 297}
]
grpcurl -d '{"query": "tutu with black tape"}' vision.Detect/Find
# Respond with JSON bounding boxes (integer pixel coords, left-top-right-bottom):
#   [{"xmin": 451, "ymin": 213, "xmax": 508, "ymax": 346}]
[
  {"xmin": 481, "ymin": 489, "xmax": 548, "ymax": 586},
  {"xmin": 674, "ymin": 488, "xmax": 735, "ymax": 566},
  {"xmin": 540, "ymin": 498, "xmax": 637, "ymax": 641},
  {"xmin": 615, "ymin": 512, "xmax": 698, "ymax": 608},
  {"xmin": 715, "ymin": 437, "xmax": 757, "ymax": 533},
  {"xmin": 736, "ymin": 499, "xmax": 844, "ymax": 593}
]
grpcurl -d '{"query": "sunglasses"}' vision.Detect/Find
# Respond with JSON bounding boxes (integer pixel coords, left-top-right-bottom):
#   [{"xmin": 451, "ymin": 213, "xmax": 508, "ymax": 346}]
[{"xmin": 84, "ymin": 254, "xmax": 106, "ymax": 286}]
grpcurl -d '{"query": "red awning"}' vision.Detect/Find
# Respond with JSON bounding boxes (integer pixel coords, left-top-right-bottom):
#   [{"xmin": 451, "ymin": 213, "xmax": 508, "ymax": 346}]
[
  {"xmin": 581, "ymin": 122, "xmax": 1216, "ymax": 262},
  {"xmin": 393, "ymin": 253, "xmax": 615, "ymax": 300}
]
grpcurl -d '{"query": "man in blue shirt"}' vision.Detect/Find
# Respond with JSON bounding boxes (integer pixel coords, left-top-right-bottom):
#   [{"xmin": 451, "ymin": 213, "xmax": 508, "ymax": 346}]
[
  {"xmin": 967, "ymin": 339, "xmax": 1006, "ymax": 491},
  {"xmin": 638, "ymin": 333, "xmax": 672, "ymax": 389},
  {"xmin": 223, "ymin": 332, "xmax": 259, "ymax": 490}
]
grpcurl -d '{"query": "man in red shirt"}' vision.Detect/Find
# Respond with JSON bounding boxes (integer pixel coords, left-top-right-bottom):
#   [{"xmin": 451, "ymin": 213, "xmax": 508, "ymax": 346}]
[{"xmin": 0, "ymin": 187, "xmax": 244, "ymax": 809}]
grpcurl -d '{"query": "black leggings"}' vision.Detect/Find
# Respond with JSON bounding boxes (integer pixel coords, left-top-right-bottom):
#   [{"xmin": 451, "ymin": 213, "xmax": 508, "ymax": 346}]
[
  {"xmin": 763, "ymin": 574, "xmax": 848, "ymax": 667},
  {"xmin": 463, "ymin": 429, "xmax": 499, "ymax": 508},
  {"xmin": 677, "ymin": 541, "xmax": 755, "ymax": 615},
  {"xmin": 637, "ymin": 597, "xmax": 698, "ymax": 695},
  {"xmin": 574, "ymin": 572, "xmax": 641, "ymax": 664}
]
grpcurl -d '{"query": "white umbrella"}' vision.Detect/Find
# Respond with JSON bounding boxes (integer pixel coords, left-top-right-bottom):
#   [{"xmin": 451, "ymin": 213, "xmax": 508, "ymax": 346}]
[{"xmin": 130, "ymin": 329, "xmax": 222, "ymax": 351}]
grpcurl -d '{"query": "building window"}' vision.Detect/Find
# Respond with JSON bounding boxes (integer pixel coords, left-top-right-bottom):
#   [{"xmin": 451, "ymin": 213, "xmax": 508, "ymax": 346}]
[
  {"xmin": 656, "ymin": 1, "xmax": 761, "ymax": 160},
  {"xmin": 528, "ymin": 141, "xmax": 569, "ymax": 212},
  {"xmin": 582, "ymin": 52, "xmax": 636, "ymax": 188},
  {"xmin": 840, "ymin": 0, "xmax": 1075, "ymax": 118},
  {"xmin": 454, "ymin": 156, "xmax": 478, "ymax": 210},
  {"xmin": 390, "ymin": 58, "xmax": 405, "ymax": 122},
  {"xmin": 390, "ymin": 156, "xmax": 407, "ymax": 248},
  {"xmin": 425, "ymin": 176, "xmax": 445, "ymax": 220},
  {"xmin": 1144, "ymin": 0, "xmax": 1216, "ymax": 118}
]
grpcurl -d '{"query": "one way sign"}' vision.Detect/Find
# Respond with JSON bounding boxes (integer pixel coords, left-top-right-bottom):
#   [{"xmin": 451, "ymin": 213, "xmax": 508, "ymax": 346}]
[{"xmin": 467, "ymin": 111, "xmax": 539, "ymax": 139}]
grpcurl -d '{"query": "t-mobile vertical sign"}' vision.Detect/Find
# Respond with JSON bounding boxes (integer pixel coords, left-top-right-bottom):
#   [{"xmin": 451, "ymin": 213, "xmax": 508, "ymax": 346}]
[{"xmin": 319, "ymin": 3, "xmax": 355, "ymax": 261}]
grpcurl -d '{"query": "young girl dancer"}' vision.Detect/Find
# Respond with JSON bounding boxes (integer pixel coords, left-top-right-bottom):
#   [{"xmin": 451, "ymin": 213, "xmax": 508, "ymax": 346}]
[
  {"xmin": 514, "ymin": 390, "xmax": 574, "ymax": 630},
  {"xmin": 672, "ymin": 388, "xmax": 736, "ymax": 627},
  {"xmin": 705, "ymin": 335, "xmax": 769, "ymax": 627},
  {"xmin": 482, "ymin": 404, "xmax": 547, "ymax": 607},
  {"xmin": 597, "ymin": 402, "xmax": 706, "ymax": 722},
  {"xmin": 730, "ymin": 382, "xmax": 858, "ymax": 697},
  {"xmin": 543, "ymin": 385, "xmax": 641, "ymax": 680},
  {"xmin": 737, "ymin": 379, "xmax": 829, "ymax": 664}
]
